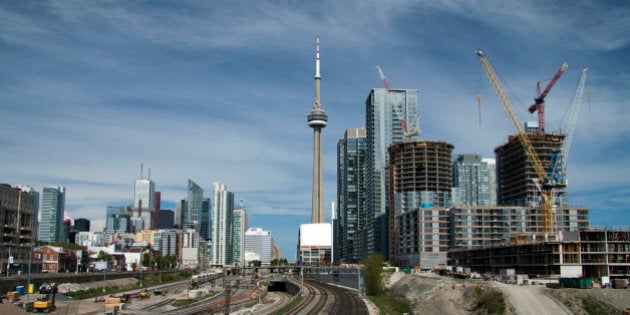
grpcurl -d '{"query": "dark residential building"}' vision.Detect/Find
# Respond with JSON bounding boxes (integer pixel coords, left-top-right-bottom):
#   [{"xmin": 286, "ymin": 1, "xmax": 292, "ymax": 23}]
[
  {"xmin": 158, "ymin": 209, "xmax": 175, "ymax": 229},
  {"xmin": 74, "ymin": 218, "xmax": 90, "ymax": 232}
]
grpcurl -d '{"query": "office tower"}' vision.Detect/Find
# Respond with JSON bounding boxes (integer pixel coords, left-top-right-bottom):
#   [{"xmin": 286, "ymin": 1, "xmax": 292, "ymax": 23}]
[
  {"xmin": 244, "ymin": 228, "xmax": 272, "ymax": 266},
  {"xmin": 336, "ymin": 128, "xmax": 367, "ymax": 263},
  {"xmin": 232, "ymin": 201, "xmax": 248, "ymax": 265},
  {"xmin": 201, "ymin": 198, "xmax": 210, "ymax": 240},
  {"xmin": 452, "ymin": 154, "xmax": 494, "ymax": 206},
  {"xmin": 181, "ymin": 228, "xmax": 200, "ymax": 268},
  {"xmin": 158, "ymin": 209, "xmax": 175, "ymax": 229},
  {"xmin": 40, "ymin": 186, "xmax": 66, "ymax": 243},
  {"xmin": 157, "ymin": 229, "xmax": 178, "ymax": 257},
  {"xmin": 365, "ymin": 87, "xmax": 419, "ymax": 258},
  {"xmin": 18, "ymin": 185, "xmax": 39, "ymax": 237},
  {"xmin": 0, "ymin": 184, "xmax": 36, "ymax": 273},
  {"xmin": 211, "ymin": 182, "xmax": 234, "ymax": 266},
  {"xmin": 307, "ymin": 35, "xmax": 328, "ymax": 224},
  {"xmin": 182, "ymin": 179, "xmax": 203, "ymax": 232},
  {"xmin": 153, "ymin": 191, "xmax": 161, "ymax": 230},
  {"xmin": 74, "ymin": 218, "xmax": 90, "ymax": 232},
  {"xmin": 495, "ymin": 133, "xmax": 567, "ymax": 207},
  {"xmin": 134, "ymin": 165, "xmax": 155, "ymax": 229},
  {"xmin": 388, "ymin": 141, "xmax": 453, "ymax": 265}
]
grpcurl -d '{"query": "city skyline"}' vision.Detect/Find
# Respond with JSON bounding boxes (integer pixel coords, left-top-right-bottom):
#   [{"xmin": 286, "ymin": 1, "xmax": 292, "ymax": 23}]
[{"xmin": 1, "ymin": 1, "xmax": 628, "ymax": 260}]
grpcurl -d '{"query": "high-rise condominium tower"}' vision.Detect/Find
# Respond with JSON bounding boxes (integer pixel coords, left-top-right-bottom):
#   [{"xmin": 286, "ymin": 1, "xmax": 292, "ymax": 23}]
[
  {"xmin": 211, "ymin": 182, "xmax": 234, "ymax": 266},
  {"xmin": 364, "ymin": 88, "xmax": 419, "ymax": 258},
  {"xmin": 232, "ymin": 201, "xmax": 247, "ymax": 265},
  {"xmin": 307, "ymin": 35, "xmax": 328, "ymax": 224},
  {"xmin": 452, "ymin": 154, "xmax": 495, "ymax": 206},
  {"xmin": 41, "ymin": 186, "xmax": 65, "ymax": 243}
]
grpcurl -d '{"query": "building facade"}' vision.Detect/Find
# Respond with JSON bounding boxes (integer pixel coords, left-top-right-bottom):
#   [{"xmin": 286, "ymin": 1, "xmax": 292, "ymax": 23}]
[
  {"xmin": 74, "ymin": 218, "xmax": 90, "ymax": 232},
  {"xmin": 495, "ymin": 133, "xmax": 567, "ymax": 207},
  {"xmin": 452, "ymin": 154, "xmax": 495, "ymax": 206},
  {"xmin": 337, "ymin": 128, "xmax": 367, "ymax": 263},
  {"xmin": 245, "ymin": 227, "xmax": 272, "ymax": 266},
  {"xmin": 449, "ymin": 206, "xmax": 589, "ymax": 250},
  {"xmin": 388, "ymin": 141, "xmax": 454, "ymax": 265},
  {"xmin": 40, "ymin": 186, "xmax": 65, "ymax": 243},
  {"xmin": 0, "ymin": 184, "xmax": 36, "ymax": 274},
  {"xmin": 134, "ymin": 177, "xmax": 155, "ymax": 230},
  {"xmin": 158, "ymin": 209, "xmax": 175, "ymax": 229},
  {"xmin": 365, "ymin": 88, "xmax": 419, "ymax": 259},
  {"xmin": 211, "ymin": 182, "xmax": 234, "ymax": 266},
  {"xmin": 182, "ymin": 179, "xmax": 204, "ymax": 233},
  {"xmin": 232, "ymin": 204, "xmax": 247, "ymax": 266}
]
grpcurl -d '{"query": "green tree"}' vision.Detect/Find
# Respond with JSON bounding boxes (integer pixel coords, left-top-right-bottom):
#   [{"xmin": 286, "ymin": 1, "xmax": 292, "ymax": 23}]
[
  {"xmin": 96, "ymin": 250, "xmax": 109, "ymax": 261},
  {"xmin": 142, "ymin": 252, "xmax": 152, "ymax": 267},
  {"xmin": 364, "ymin": 253, "xmax": 385, "ymax": 296}
]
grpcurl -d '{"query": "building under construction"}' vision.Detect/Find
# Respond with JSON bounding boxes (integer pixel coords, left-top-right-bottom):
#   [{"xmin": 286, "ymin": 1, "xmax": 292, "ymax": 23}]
[
  {"xmin": 449, "ymin": 229, "xmax": 630, "ymax": 280},
  {"xmin": 495, "ymin": 132, "xmax": 567, "ymax": 207},
  {"xmin": 449, "ymin": 206, "xmax": 589, "ymax": 250},
  {"xmin": 388, "ymin": 141, "xmax": 453, "ymax": 267}
]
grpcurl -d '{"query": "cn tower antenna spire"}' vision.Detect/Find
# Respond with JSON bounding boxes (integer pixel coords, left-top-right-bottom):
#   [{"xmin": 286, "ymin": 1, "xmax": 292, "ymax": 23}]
[{"xmin": 308, "ymin": 35, "xmax": 327, "ymax": 224}]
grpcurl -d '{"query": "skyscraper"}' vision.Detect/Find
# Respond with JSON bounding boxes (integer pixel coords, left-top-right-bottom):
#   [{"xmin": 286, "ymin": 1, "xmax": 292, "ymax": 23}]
[
  {"xmin": 40, "ymin": 186, "xmax": 65, "ymax": 243},
  {"xmin": 307, "ymin": 35, "xmax": 328, "ymax": 224},
  {"xmin": 134, "ymin": 166, "xmax": 155, "ymax": 229},
  {"xmin": 337, "ymin": 128, "xmax": 367, "ymax": 263},
  {"xmin": 201, "ymin": 198, "xmax": 211, "ymax": 240},
  {"xmin": 452, "ymin": 154, "xmax": 495, "ymax": 206},
  {"xmin": 211, "ymin": 182, "xmax": 234, "ymax": 266},
  {"xmin": 232, "ymin": 201, "xmax": 247, "ymax": 266},
  {"xmin": 364, "ymin": 88, "xmax": 419, "ymax": 258},
  {"xmin": 182, "ymin": 179, "xmax": 203, "ymax": 232},
  {"xmin": 0, "ymin": 184, "xmax": 36, "ymax": 273}
]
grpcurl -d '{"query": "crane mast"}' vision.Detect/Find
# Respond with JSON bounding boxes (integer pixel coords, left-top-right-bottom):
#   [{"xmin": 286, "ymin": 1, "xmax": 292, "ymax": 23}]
[
  {"xmin": 553, "ymin": 68, "xmax": 590, "ymax": 184},
  {"xmin": 475, "ymin": 50, "xmax": 555, "ymax": 233},
  {"xmin": 529, "ymin": 62, "xmax": 568, "ymax": 133}
]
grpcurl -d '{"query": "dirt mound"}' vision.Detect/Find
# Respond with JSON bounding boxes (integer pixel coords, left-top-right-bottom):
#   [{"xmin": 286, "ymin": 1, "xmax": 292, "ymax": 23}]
[{"xmin": 544, "ymin": 287, "xmax": 629, "ymax": 314}]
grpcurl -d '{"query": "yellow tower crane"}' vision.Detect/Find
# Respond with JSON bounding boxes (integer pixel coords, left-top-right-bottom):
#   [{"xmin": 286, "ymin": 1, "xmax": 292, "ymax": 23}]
[{"xmin": 475, "ymin": 50, "xmax": 558, "ymax": 234}]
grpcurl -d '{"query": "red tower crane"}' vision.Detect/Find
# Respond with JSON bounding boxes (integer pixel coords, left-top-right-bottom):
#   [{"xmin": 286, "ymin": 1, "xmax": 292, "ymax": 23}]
[{"xmin": 528, "ymin": 62, "xmax": 568, "ymax": 133}]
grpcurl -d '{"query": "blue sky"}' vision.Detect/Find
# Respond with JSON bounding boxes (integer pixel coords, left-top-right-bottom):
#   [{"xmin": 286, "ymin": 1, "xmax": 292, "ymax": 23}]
[{"xmin": 1, "ymin": 1, "xmax": 628, "ymax": 261}]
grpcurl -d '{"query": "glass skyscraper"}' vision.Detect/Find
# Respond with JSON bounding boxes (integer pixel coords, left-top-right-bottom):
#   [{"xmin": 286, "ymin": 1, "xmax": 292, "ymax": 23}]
[
  {"xmin": 40, "ymin": 186, "xmax": 65, "ymax": 243},
  {"xmin": 337, "ymin": 128, "xmax": 366, "ymax": 263},
  {"xmin": 365, "ymin": 88, "xmax": 419, "ymax": 258},
  {"xmin": 232, "ymin": 203, "xmax": 247, "ymax": 265},
  {"xmin": 182, "ymin": 179, "xmax": 203, "ymax": 232},
  {"xmin": 134, "ymin": 178, "xmax": 155, "ymax": 229}
]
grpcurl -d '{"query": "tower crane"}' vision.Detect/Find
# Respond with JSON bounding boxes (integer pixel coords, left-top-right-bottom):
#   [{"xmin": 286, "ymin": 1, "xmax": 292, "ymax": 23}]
[
  {"xmin": 550, "ymin": 68, "xmax": 590, "ymax": 185},
  {"xmin": 376, "ymin": 65, "xmax": 421, "ymax": 141},
  {"xmin": 528, "ymin": 62, "xmax": 568, "ymax": 133},
  {"xmin": 475, "ymin": 50, "xmax": 557, "ymax": 234}
]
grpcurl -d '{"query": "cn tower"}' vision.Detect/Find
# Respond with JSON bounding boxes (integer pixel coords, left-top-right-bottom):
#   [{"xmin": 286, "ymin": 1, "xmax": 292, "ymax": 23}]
[{"xmin": 308, "ymin": 35, "xmax": 327, "ymax": 223}]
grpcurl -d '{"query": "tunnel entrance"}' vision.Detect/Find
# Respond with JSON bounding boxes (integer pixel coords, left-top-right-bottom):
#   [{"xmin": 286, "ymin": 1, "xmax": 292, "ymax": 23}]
[{"xmin": 267, "ymin": 281, "xmax": 299, "ymax": 295}]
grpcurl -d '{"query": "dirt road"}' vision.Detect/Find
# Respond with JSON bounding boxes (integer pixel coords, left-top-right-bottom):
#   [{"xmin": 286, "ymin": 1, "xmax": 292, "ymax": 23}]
[{"xmin": 493, "ymin": 282, "xmax": 570, "ymax": 315}]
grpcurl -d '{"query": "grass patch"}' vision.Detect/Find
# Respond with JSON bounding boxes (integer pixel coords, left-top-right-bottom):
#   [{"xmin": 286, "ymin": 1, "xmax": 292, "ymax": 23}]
[
  {"xmin": 472, "ymin": 286, "xmax": 506, "ymax": 315},
  {"xmin": 367, "ymin": 294, "xmax": 409, "ymax": 315},
  {"xmin": 171, "ymin": 292, "xmax": 219, "ymax": 307},
  {"xmin": 581, "ymin": 296, "xmax": 618, "ymax": 315},
  {"xmin": 275, "ymin": 296, "xmax": 304, "ymax": 315}
]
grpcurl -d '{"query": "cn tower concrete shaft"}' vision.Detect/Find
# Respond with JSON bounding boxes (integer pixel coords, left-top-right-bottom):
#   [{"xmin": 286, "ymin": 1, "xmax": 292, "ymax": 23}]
[{"xmin": 307, "ymin": 35, "xmax": 327, "ymax": 223}]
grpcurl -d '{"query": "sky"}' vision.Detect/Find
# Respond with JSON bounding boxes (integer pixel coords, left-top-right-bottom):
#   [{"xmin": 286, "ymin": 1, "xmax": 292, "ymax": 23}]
[{"xmin": 1, "ymin": 1, "xmax": 628, "ymax": 261}]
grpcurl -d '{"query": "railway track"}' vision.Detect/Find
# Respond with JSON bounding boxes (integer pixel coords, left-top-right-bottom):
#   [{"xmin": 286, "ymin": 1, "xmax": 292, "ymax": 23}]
[{"xmin": 282, "ymin": 279, "xmax": 366, "ymax": 315}]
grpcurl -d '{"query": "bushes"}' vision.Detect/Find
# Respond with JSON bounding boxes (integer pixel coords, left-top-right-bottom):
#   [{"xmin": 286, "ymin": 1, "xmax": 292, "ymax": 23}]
[{"xmin": 473, "ymin": 286, "xmax": 506, "ymax": 315}]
